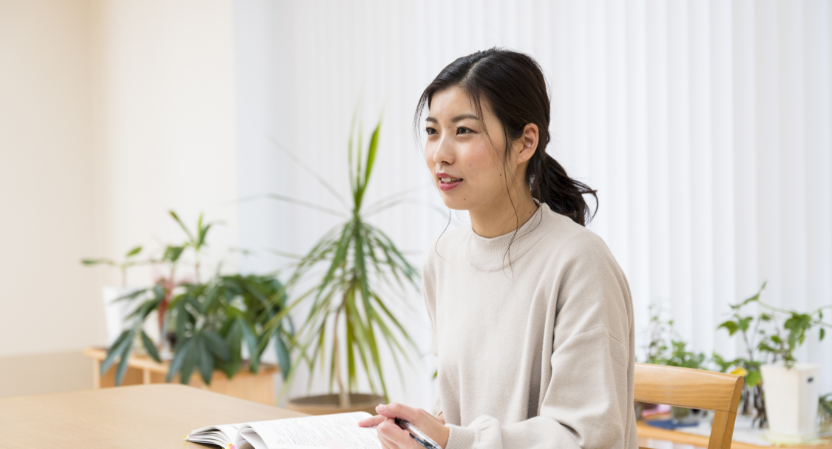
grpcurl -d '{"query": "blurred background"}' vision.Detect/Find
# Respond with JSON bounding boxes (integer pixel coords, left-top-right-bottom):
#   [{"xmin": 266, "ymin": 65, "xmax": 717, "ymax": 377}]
[{"xmin": 0, "ymin": 0, "xmax": 830, "ymax": 431}]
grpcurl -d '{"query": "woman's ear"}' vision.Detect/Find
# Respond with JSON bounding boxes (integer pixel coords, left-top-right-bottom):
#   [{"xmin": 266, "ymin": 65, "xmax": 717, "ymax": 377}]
[{"xmin": 516, "ymin": 123, "xmax": 539, "ymax": 165}]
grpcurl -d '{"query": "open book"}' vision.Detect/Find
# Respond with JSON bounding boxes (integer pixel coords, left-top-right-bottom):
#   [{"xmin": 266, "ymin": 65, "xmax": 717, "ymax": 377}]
[{"xmin": 185, "ymin": 411, "xmax": 380, "ymax": 449}]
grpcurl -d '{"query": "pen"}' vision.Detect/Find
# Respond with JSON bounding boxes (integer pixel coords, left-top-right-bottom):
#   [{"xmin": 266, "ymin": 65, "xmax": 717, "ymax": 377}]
[{"xmin": 394, "ymin": 417, "xmax": 442, "ymax": 449}]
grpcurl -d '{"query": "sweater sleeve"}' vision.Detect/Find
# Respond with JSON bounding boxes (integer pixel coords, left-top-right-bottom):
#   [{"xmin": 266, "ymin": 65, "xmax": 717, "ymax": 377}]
[{"xmin": 445, "ymin": 232, "xmax": 636, "ymax": 449}]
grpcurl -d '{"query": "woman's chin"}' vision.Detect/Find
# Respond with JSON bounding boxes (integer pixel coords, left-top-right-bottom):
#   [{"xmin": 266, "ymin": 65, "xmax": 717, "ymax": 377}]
[{"xmin": 440, "ymin": 198, "xmax": 472, "ymax": 211}]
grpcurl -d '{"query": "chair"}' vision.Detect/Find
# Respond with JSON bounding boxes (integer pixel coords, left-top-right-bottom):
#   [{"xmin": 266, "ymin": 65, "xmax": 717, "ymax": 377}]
[{"xmin": 635, "ymin": 363, "xmax": 744, "ymax": 449}]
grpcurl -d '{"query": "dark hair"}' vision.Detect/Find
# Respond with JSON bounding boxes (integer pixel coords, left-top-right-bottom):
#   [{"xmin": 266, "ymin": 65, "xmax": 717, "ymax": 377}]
[{"xmin": 414, "ymin": 48, "xmax": 598, "ymax": 227}]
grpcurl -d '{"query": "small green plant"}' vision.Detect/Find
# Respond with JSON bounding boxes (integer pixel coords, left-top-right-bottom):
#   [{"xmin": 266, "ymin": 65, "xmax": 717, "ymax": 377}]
[
  {"xmin": 82, "ymin": 246, "xmax": 147, "ymax": 287},
  {"xmin": 643, "ymin": 303, "xmax": 708, "ymax": 369},
  {"xmin": 168, "ymin": 210, "xmax": 216, "ymax": 284},
  {"xmin": 819, "ymin": 393, "xmax": 832, "ymax": 435},
  {"xmin": 719, "ymin": 281, "xmax": 830, "ymax": 369},
  {"xmin": 714, "ymin": 281, "xmax": 832, "ymax": 428}
]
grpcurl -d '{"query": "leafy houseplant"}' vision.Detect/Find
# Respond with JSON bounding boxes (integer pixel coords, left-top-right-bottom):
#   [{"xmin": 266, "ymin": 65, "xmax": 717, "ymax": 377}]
[
  {"xmin": 715, "ymin": 282, "xmax": 831, "ymax": 440},
  {"xmin": 264, "ymin": 116, "xmax": 421, "ymax": 413},
  {"xmin": 820, "ymin": 393, "xmax": 832, "ymax": 435},
  {"xmin": 95, "ymin": 211, "xmax": 294, "ymax": 387},
  {"xmin": 643, "ymin": 304, "xmax": 709, "ymax": 423}
]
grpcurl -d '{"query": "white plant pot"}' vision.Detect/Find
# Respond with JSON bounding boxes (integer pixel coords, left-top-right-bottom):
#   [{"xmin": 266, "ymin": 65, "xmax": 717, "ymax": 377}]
[
  {"xmin": 101, "ymin": 286, "xmax": 159, "ymax": 346},
  {"xmin": 761, "ymin": 363, "xmax": 820, "ymax": 443}
]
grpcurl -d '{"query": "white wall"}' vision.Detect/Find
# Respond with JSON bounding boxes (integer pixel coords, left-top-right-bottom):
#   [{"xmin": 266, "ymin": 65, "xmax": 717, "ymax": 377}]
[
  {"xmin": 90, "ymin": 0, "xmax": 240, "ymax": 297},
  {"xmin": 0, "ymin": 0, "xmax": 97, "ymax": 357},
  {"xmin": 0, "ymin": 0, "xmax": 239, "ymax": 373}
]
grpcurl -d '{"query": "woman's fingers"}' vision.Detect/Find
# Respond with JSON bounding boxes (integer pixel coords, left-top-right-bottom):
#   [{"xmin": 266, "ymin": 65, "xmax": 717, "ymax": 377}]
[
  {"xmin": 378, "ymin": 417, "xmax": 421, "ymax": 448},
  {"xmin": 375, "ymin": 402, "xmax": 419, "ymax": 422},
  {"xmin": 434, "ymin": 411, "xmax": 445, "ymax": 425},
  {"xmin": 357, "ymin": 414, "xmax": 385, "ymax": 427},
  {"xmin": 374, "ymin": 404, "xmax": 449, "ymax": 448}
]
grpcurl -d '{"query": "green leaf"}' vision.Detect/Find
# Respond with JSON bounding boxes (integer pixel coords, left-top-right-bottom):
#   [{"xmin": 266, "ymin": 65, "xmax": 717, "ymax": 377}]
[
  {"xmin": 166, "ymin": 338, "xmax": 190, "ymax": 383},
  {"xmin": 241, "ymin": 319, "xmax": 260, "ymax": 372},
  {"xmin": 738, "ymin": 316, "xmax": 753, "ymax": 332},
  {"xmin": 820, "ymin": 327, "xmax": 826, "ymax": 341},
  {"xmin": 81, "ymin": 258, "xmax": 116, "ymax": 266},
  {"xmin": 197, "ymin": 336, "xmax": 215, "ymax": 385},
  {"xmin": 359, "ymin": 121, "xmax": 381, "ymax": 205},
  {"xmin": 125, "ymin": 246, "xmax": 143, "ymax": 258},
  {"xmin": 169, "ymin": 210, "xmax": 194, "ymax": 241},
  {"xmin": 202, "ymin": 330, "xmax": 230, "ymax": 361},
  {"xmin": 179, "ymin": 338, "xmax": 198, "ymax": 384},
  {"xmin": 718, "ymin": 320, "xmax": 739, "ymax": 336},
  {"xmin": 141, "ymin": 330, "xmax": 161, "ymax": 363},
  {"xmin": 274, "ymin": 333, "xmax": 292, "ymax": 381},
  {"xmin": 163, "ymin": 245, "xmax": 185, "ymax": 263},
  {"xmin": 114, "ymin": 334, "xmax": 133, "ymax": 386},
  {"xmin": 101, "ymin": 330, "xmax": 132, "ymax": 375},
  {"xmin": 197, "ymin": 222, "xmax": 212, "ymax": 248},
  {"xmin": 745, "ymin": 370, "xmax": 762, "ymax": 387}
]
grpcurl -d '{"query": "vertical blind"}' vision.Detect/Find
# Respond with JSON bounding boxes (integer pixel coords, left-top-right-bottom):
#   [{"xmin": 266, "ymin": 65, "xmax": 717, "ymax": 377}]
[{"xmin": 234, "ymin": 0, "xmax": 832, "ymax": 418}]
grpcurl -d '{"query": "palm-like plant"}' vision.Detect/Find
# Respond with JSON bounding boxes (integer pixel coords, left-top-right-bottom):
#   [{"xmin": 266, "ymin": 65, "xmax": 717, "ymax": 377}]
[{"xmin": 264, "ymin": 116, "xmax": 421, "ymax": 405}]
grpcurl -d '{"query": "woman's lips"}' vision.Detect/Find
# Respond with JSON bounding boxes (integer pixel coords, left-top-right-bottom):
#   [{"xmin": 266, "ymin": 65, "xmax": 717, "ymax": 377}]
[{"xmin": 438, "ymin": 177, "xmax": 463, "ymax": 191}]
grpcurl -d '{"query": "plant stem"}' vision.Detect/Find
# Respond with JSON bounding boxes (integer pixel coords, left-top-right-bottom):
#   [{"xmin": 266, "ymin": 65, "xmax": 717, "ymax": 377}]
[
  {"xmin": 195, "ymin": 249, "xmax": 201, "ymax": 284},
  {"xmin": 333, "ymin": 314, "xmax": 349, "ymax": 408}
]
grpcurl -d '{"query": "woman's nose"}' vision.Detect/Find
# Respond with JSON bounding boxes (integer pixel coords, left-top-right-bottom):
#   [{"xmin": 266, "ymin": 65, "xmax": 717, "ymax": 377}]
[{"xmin": 432, "ymin": 135, "xmax": 454, "ymax": 165}]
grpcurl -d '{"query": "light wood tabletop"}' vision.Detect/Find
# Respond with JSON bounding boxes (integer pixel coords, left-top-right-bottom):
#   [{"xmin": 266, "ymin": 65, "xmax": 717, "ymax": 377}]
[{"xmin": 0, "ymin": 384, "xmax": 306, "ymax": 448}]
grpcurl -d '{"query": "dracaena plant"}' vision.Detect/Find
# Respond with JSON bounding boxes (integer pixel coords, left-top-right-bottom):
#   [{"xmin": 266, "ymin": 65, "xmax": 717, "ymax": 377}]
[
  {"xmin": 261, "ymin": 115, "xmax": 421, "ymax": 405},
  {"xmin": 100, "ymin": 211, "xmax": 294, "ymax": 386}
]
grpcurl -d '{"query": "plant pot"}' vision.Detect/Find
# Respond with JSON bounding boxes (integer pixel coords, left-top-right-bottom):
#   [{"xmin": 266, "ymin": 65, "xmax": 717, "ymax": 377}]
[
  {"xmin": 101, "ymin": 286, "xmax": 157, "ymax": 345},
  {"xmin": 285, "ymin": 393, "xmax": 385, "ymax": 416},
  {"xmin": 761, "ymin": 363, "xmax": 820, "ymax": 443}
]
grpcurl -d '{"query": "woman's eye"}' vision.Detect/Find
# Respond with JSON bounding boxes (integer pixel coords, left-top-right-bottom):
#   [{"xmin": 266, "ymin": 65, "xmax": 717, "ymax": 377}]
[
  {"xmin": 457, "ymin": 127, "xmax": 472, "ymax": 135},
  {"xmin": 425, "ymin": 127, "xmax": 437, "ymax": 135}
]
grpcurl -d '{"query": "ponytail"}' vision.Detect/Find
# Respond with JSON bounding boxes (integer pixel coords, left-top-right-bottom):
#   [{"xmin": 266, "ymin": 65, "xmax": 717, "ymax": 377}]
[{"xmin": 530, "ymin": 152, "xmax": 598, "ymax": 227}]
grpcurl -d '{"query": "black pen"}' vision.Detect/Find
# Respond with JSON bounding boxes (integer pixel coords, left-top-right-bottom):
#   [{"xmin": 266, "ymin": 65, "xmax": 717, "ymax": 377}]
[{"xmin": 394, "ymin": 417, "xmax": 442, "ymax": 449}]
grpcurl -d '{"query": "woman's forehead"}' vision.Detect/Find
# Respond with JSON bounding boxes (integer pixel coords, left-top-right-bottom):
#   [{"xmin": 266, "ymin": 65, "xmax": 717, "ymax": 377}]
[{"xmin": 429, "ymin": 87, "xmax": 477, "ymax": 117}]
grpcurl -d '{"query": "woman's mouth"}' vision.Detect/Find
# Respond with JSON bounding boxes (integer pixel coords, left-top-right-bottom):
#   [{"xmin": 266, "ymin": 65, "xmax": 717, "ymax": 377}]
[{"xmin": 437, "ymin": 176, "xmax": 463, "ymax": 191}]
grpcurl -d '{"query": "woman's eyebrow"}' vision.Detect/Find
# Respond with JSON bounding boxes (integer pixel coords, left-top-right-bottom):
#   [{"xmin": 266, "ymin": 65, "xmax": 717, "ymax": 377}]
[{"xmin": 425, "ymin": 113, "xmax": 480, "ymax": 124}]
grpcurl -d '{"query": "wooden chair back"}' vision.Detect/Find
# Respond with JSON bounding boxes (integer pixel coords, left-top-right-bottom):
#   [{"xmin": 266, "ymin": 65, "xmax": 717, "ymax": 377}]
[{"xmin": 635, "ymin": 363, "xmax": 744, "ymax": 449}]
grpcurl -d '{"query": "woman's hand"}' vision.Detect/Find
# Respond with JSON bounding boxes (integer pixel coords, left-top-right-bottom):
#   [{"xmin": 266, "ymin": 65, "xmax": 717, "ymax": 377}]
[{"xmin": 357, "ymin": 403, "xmax": 449, "ymax": 449}]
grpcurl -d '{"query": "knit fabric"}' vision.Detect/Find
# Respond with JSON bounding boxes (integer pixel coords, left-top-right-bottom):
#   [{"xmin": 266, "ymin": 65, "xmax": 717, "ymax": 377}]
[{"xmin": 422, "ymin": 202, "xmax": 638, "ymax": 449}]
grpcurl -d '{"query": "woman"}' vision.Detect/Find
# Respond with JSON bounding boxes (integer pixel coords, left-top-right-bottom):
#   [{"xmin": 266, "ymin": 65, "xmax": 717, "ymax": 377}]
[{"xmin": 358, "ymin": 48, "xmax": 638, "ymax": 449}]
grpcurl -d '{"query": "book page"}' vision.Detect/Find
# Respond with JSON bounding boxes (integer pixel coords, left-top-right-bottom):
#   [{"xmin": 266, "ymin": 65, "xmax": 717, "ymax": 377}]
[
  {"xmin": 186, "ymin": 423, "xmax": 240, "ymax": 447},
  {"xmin": 235, "ymin": 412, "xmax": 381, "ymax": 449}
]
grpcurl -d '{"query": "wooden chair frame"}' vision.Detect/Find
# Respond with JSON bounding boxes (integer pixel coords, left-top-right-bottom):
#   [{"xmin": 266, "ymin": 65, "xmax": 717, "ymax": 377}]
[{"xmin": 635, "ymin": 363, "xmax": 744, "ymax": 449}]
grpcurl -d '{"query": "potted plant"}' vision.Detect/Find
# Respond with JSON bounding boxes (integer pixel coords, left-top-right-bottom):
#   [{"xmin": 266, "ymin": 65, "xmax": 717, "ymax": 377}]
[
  {"xmin": 643, "ymin": 304, "xmax": 709, "ymax": 424},
  {"xmin": 96, "ymin": 211, "xmax": 294, "ymax": 387},
  {"xmin": 716, "ymin": 282, "xmax": 830, "ymax": 443},
  {"xmin": 263, "ymin": 116, "xmax": 421, "ymax": 415}
]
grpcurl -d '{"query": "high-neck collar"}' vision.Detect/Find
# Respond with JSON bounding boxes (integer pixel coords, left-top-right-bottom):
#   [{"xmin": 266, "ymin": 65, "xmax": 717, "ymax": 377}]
[{"xmin": 464, "ymin": 201, "xmax": 553, "ymax": 271}]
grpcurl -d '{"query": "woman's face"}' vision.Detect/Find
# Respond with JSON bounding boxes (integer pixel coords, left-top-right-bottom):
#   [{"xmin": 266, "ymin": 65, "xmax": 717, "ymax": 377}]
[{"xmin": 423, "ymin": 86, "xmax": 518, "ymax": 212}]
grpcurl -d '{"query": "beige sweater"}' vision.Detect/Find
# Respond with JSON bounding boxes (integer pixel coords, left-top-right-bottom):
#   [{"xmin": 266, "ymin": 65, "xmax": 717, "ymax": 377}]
[{"xmin": 422, "ymin": 202, "xmax": 638, "ymax": 449}]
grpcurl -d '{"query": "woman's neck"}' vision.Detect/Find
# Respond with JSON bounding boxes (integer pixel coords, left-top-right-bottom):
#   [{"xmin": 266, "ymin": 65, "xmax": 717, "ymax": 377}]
[{"xmin": 469, "ymin": 188, "xmax": 539, "ymax": 238}]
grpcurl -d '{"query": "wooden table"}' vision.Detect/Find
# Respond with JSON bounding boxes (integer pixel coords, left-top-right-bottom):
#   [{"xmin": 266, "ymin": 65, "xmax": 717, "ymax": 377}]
[
  {"xmin": 83, "ymin": 346, "xmax": 279, "ymax": 405},
  {"xmin": 637, "ymin": 420, "xmax": 832, "ymax": 449},
  {"xmin": 0, "ymin": 384, "xmax": 306, "ymax": 448}
]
